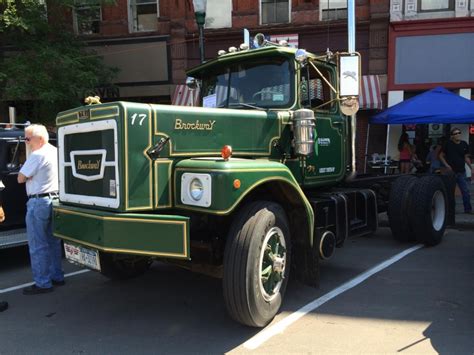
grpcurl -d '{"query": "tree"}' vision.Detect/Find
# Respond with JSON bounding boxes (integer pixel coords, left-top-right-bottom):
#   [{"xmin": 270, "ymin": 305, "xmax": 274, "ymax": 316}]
[{"xmin": 0, "ymin": 0, "xmax": 117, "ymax": 124}]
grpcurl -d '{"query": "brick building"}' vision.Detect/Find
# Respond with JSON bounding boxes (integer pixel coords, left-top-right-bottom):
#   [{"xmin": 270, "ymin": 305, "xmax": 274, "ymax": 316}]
[{"xmin": 66, "ymin": 0, "xmax": 391, "ymax": 172}]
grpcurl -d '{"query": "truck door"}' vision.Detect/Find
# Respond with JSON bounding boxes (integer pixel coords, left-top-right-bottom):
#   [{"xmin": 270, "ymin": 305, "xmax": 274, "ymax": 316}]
[{"xmin": 300, "ymin": 62, "xmax": 346, "ymax": 186}]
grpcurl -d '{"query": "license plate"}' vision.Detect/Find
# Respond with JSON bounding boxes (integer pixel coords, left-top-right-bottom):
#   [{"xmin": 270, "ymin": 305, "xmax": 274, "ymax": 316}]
[{"xmin": 64, "ymin": 242, "xmax": 101, "ymax": 271}]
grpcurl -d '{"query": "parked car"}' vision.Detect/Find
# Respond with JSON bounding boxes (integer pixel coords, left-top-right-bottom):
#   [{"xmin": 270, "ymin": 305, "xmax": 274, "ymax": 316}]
[{"xmin": 0, "ymin": 125, "xmax": 56, "ymax": 249}]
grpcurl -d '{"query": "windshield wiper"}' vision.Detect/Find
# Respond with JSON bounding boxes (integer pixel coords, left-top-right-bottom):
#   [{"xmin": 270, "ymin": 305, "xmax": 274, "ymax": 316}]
[{"xmin": 222, "ymin": 103, "xmax": 267, "ymax": 110}]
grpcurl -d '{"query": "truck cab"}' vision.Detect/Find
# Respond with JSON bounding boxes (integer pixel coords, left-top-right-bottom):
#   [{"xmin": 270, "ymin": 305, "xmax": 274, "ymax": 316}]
[{"xmin": 187, "ymin": 45, "xmax": 347, "ymax": 185}]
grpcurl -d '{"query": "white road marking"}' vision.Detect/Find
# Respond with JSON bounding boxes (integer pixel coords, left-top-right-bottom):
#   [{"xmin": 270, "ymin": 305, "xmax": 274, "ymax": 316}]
[
  {"xmin": 243, "ymin": 244, "xmax": 424, "ymax": 350},
  {"xmin": 0, "ymin": 269, "xmax": 90, "ymax": 294}
]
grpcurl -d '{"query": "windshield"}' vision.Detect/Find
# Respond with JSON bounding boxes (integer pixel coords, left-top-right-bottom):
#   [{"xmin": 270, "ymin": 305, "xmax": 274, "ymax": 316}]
[{"xmin": 199, "ymin": 56, "xmax": 294, "ymax": 109}]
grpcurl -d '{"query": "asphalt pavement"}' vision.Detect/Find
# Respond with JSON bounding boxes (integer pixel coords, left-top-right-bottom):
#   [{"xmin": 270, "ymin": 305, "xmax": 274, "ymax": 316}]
[
  {"xmin": 453, "ymin": 180, "xmax": 474, "ymax": 228},
  {"xmin": 0, "ymin": 181, "xmax": 472, "ymax": 354}
]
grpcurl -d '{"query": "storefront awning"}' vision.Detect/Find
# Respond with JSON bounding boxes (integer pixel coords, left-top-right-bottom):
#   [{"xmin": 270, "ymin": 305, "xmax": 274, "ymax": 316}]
[
  {"xmin": 172, "ymin": 85, "xmax": 200, "ymax": 106},
  {"xmin": 359, "ymin": 75, "xmax": 382, "ymax": 110}
]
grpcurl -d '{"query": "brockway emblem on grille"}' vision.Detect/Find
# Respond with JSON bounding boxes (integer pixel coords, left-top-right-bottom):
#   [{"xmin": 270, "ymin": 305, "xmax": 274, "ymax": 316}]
[{"xmin": 70, "ymin": 149, "xmax": 106, "ymax": 181}]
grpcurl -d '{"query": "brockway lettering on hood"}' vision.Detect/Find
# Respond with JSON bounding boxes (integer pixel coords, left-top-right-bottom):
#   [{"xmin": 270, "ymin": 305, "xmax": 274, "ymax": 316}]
[{"xmin": 175, "ymin": 119, "xmax": 216, "ymax": 131}]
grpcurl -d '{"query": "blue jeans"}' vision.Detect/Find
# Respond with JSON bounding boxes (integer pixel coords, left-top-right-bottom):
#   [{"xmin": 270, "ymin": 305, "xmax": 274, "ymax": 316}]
[
  {"xmin": 26, "ymin": 197, "xmax": 64, "ymax": 288},
  {"xmin": 455, "ymin": 173, "xmax": 472, "ymax": 213}
]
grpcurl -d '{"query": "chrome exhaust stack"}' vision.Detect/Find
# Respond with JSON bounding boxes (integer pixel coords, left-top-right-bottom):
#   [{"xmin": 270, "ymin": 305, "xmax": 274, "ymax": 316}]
[{"xmin": 293, "ymin": 109, "xmax": 316, "ymax": 156}]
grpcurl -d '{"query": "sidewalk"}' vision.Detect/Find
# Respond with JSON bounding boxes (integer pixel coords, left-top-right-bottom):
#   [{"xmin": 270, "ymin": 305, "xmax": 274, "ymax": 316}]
[{"xmin": 453, "ymin": 180, "xmax": 474, "ymax": 229}]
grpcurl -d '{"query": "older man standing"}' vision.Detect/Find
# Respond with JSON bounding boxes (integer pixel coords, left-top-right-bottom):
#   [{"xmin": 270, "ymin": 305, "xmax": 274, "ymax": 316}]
[{"xmin": 18, "ymin": 124, "xmax": 64, "ymax": 295}]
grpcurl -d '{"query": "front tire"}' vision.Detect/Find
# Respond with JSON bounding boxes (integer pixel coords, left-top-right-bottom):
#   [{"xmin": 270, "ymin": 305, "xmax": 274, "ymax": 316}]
[{"xmin": 223, "ymin": 201, "xmax": 291, "ymax": 327}]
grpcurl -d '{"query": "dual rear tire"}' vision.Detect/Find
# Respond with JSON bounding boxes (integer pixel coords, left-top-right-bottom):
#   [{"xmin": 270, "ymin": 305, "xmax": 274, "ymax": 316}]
[{"xmin": 388, "ymin": 175, "xmax": 448, "ymax": 246}]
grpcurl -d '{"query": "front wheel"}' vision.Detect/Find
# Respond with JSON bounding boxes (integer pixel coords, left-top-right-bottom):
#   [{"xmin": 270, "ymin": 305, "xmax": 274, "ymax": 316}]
[{"xmin": 223, "ymin": 201, "xmax": 291, "ymax": 327}]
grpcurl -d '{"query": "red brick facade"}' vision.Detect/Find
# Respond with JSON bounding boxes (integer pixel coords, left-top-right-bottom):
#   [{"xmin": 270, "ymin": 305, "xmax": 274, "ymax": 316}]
[{"xmin": 73, "ymin": 0, "xmax": 390, "ymax": 171}]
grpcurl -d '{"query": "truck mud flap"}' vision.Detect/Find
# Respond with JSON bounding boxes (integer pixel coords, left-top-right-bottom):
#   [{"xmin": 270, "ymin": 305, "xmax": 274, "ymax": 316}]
[{"xmin": 53, "ymin": 206, "xmax": 190, "ymax": 260}]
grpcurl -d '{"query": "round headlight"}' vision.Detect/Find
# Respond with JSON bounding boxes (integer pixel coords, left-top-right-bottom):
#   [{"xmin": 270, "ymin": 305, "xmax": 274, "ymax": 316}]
[{"xmin": 190, "ymin": 178, "xmax": 204, "ymax": 201}]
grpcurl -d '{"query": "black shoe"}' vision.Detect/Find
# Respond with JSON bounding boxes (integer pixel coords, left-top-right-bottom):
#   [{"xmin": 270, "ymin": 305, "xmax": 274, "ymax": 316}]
[
  {"xmin": 0, "ymin": 301, "xmax": 8, "ymax": 312},
  {"xmin": 22, "ymin": 285, "xmax": 53, "ymax": 295},
  {"xmin": 52, "ymin": 279, "xmax": 65, "ymax": 286}
]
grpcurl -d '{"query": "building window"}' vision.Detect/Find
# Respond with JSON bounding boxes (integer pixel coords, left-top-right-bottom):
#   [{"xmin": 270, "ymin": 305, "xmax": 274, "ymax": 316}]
[
  {"xmin": 261, "ymin": 0, "xmax": 290, "ymax": 25},
  {"xmin": 418, "ymin": 0, "xmax": 454, "ymax": 11},
  {"xmin": 320, "ymin": 0, "xmax": 347, "ymax": 20},
  {"xmin": 73, "ymin": 1, "xmax": 101, "ymax": 35},
  {"xmin": 130, "ymin": 0, "xmax": 158, "ymax": 32},
  {"xmin": 205, "ymin": 0, "xmax": 232, "ymax": 29}
]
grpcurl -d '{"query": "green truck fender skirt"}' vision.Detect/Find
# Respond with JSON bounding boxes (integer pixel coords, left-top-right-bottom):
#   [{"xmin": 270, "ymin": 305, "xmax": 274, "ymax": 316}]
[
  {"xmin": 53, "ymin": 204, "xmax": 190, "ymax": 259},
  {"xmin": 174, "ymin": 158, "xmax": 315, "ymax": 245}
]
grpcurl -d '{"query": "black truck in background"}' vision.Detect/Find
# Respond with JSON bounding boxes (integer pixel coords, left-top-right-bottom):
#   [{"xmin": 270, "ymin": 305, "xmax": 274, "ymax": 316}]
[
  {"xmin": 0, "ymin": 125, "xmax": 56, "ymax": 249},
  {"xmin": 0, "ymin": 127, "xmax": 28, "ymax": 249}
]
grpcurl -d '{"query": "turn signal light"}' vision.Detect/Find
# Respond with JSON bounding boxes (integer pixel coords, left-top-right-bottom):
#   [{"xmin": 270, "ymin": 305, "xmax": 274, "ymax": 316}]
[
  {"xmin": 233, "ymin": 179, "xmax": 241, "ymax": 189},
  {"xmin": 221, "ymin": 145, "xmax": 232, "ymax": 160}
]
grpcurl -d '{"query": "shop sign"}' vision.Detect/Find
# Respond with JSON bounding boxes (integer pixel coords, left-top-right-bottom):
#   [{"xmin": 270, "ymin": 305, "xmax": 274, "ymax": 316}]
[{"xmin": 429, "ymin": 123, "xmax": 444, "ymax": 137}]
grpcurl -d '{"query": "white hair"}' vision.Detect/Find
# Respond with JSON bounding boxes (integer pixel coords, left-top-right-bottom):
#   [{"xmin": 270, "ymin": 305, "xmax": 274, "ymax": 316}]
[{"xmin": 25, "ymin": 124, "xmax": 49, "ymax": 143}]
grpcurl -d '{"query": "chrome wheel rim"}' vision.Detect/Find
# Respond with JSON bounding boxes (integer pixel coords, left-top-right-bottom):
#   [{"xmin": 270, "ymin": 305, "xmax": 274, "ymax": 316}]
[
  {"xmin": 258, "ymin": 227, "xmax": 287, "ymax": 302},
  {"xmin": 431, "ymin": 190, "xmax": 446, "ymax": 231}
]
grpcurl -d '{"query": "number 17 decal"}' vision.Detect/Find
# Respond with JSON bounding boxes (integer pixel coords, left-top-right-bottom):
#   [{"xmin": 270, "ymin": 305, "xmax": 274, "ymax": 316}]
[{"xmin": 130, "ymin": 113, "xmax": 147, "ymax": 126}]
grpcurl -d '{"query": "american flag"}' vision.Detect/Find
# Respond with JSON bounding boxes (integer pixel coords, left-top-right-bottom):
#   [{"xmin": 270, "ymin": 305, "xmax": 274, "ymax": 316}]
[
  {"xmin": 270, "ymin": 34, "xmax": 299, "ymax": 48},
  {"xmin": 172, "ymin": 85, "xmax": 200, "ymax": 106}
]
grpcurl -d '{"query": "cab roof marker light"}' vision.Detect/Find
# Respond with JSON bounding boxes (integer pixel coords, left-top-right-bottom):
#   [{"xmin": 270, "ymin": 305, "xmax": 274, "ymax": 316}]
[
  {"xmin": 295, "ymin": 49, "xmax": 308, "ymax": 63},
  {"xmin": 221, "ymin": 145, "xmax": 232, "ymax": 161},
  {"xmin": 218, "ymin": 50, "xmax": 227, "ymax": 56},
  {"xmin": 228, "ymin": 46, "xmax": 237, "ymax": 53},
  {"xmin": 239, "ymin": 43, "xmax": 249, "ymax": 51}
]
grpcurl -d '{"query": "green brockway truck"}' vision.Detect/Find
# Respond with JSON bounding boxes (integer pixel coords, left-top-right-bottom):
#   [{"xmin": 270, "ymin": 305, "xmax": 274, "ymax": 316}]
[{"xmin": 53, "ymin": 41, "xmax": 454, "ymax": 328}]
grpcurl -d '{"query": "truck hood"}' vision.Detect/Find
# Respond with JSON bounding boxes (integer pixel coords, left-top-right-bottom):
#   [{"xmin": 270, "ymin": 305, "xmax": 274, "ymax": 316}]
[{"xmin": 150, "ymin": 104, "xmax": 287, "ymax": 158}]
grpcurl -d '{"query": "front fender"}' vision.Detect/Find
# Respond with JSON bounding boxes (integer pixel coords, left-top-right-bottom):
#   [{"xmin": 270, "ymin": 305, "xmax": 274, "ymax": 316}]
[{"xmin": 174, "ymin": 158, "xmax": 314, "ymax": 242}]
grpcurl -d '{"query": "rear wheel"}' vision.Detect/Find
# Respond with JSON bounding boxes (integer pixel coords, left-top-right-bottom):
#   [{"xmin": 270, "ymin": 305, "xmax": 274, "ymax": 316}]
[
  {"xmin": 410, "ymin": 176, "xmax": 447, "ymax": 246},
  {"xmin": 223, "ymin": 201, "xmax": 291, "ymax": 328},
  {"xmin": 100, "ymin": 253, "xmax": 153, "ymax": 280},
  {"xmin": 388, "ymin": 175, "xmax": 418, "ymax": 242}
]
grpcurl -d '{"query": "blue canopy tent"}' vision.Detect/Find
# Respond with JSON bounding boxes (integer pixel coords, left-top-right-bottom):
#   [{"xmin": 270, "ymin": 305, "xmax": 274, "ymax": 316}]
[
  {"xmin": 371, "ymin": 86, "xmax": 474, "ymax": 124},
  {"xmin": 365, "ymin": 87, "xmax": 474, "ymax": 173}
]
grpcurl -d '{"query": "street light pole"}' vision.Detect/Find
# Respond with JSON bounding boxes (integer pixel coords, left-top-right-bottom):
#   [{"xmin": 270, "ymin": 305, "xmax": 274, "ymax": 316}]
[{"xmin": 192, "ymin": 0, "xmax": 207, "ymax": 63}]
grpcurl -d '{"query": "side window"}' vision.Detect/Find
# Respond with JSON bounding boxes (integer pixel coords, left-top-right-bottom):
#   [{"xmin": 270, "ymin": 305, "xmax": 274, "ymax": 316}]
[
  {"xmin": 73, "ymin": 0, "xmax": 102, "ymax": 35},
  {"xmin": 320, "ymin": 0, "xmax": 348, "ymax": 21},
  {"xmin": 6, "ymin": 141, "xmax": 26, "ymax": 171},
  {"xmin": 301, "ymin": 63, "xmax": 335, "ymax": 111},
  {"xmin": 418, "ymin": 0, "xmax": 454, "ymax": 12},
  {"xmin": 129, "ymin": 0, "xmax": 158, "ymax": 32},
  {"xmin": 205, "ymin": 0, "xmax": 232, "ymax": 29},
  {"xmin": 260, "ymin": 0, "xmax": 290, "ymax": 25}
]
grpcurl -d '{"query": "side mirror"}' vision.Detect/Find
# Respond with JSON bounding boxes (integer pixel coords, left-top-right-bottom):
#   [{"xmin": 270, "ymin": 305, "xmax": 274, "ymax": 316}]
[
  {"xmin": 186, "ymin": 77, "xmax": 199, "ymax": 90},
  {"xmin": 338, "ymin": 52, "xmax": 361, "ymax": 115},
  {"xmin": 253, "ymin": 33, "xmax": 266, "ymax": 48},
  {"xmin": 6, "ymin": 163, "xmax": 18, "ymax": 171}
]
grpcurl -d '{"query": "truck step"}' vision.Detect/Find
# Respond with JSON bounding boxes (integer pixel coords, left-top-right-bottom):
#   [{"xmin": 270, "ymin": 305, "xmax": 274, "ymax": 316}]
[{"xmin": 0, "ymin": 228, "xmax": 28, "ymax": 249}]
